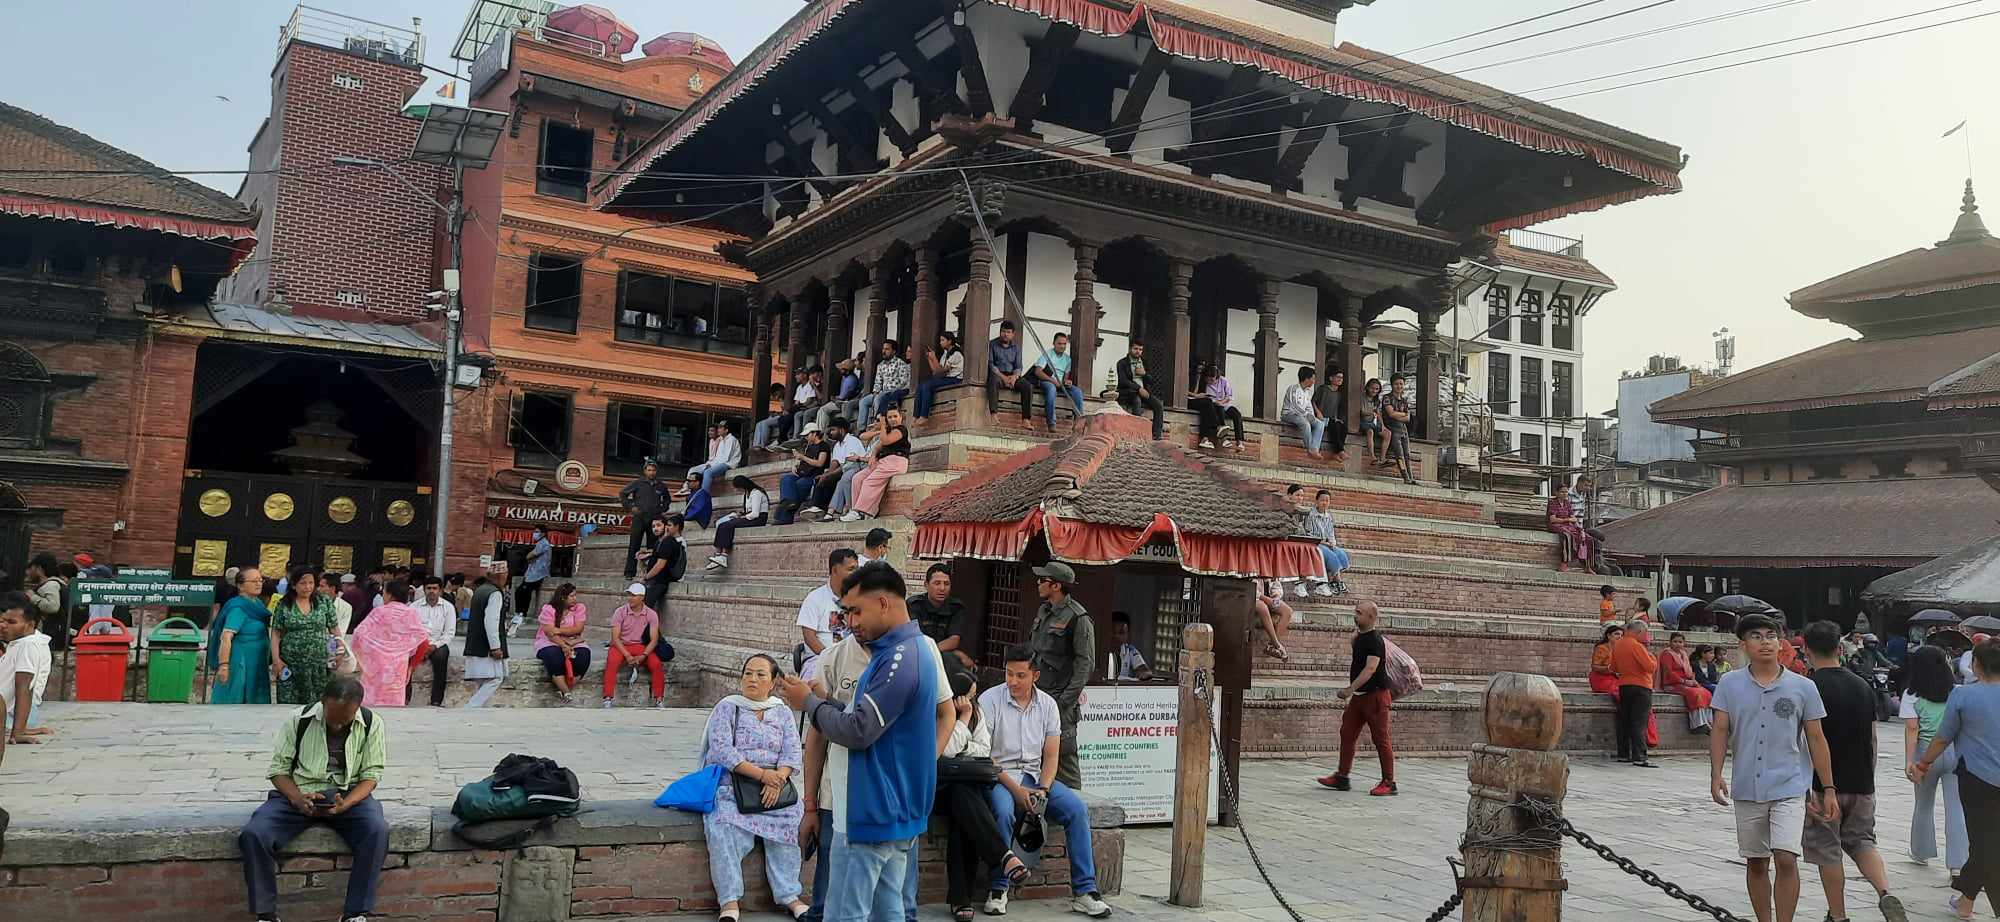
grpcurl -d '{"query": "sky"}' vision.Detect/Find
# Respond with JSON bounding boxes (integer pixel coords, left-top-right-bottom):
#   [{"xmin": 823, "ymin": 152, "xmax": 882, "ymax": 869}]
[{"xmin": 3, "ymin": 0, "xmax": 1994, "ymax": 414}]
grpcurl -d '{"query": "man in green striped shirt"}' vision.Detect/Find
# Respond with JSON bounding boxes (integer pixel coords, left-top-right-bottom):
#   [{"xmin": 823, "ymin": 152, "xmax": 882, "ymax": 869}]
[{"xmin": 238, "ymin": 674, "xmax": 389, "ymax": 922}]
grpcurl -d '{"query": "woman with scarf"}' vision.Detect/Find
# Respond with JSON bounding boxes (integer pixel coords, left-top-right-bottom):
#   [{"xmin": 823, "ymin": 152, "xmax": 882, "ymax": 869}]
[
  {"xmin": 209, "ymin": 566, "xmax": 273, "ymax": 704},
  {"xmin": 350, "ymin": 580, "xmax": 432, "ymax": 707},
  {"xmin": 270, "ymin": 566, "xmax": 337, "ymax": 705},
  {"xmin": 1656, "ymin": 631, "xmax": 1714, "ymax": 732},
  {"xmin": 700, "ymin": 653, "xmax": 807, "ymax": 922},
  {"xmin": 938, "ymin": 669, "xmax": 1031, "ymax": 921},
  {"xmin": 1547, "ymin": 477, "xmax": 1596, "ymax": 572}
]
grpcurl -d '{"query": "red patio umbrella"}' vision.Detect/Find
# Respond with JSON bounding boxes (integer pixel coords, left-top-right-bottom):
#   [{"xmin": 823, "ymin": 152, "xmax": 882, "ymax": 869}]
[{"xmin": 547, "ymin": 4, "xmax": 637, "ymax": 55}]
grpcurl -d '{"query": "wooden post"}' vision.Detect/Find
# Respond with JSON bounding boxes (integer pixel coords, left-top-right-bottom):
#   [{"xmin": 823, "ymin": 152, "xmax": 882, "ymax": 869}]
[
  {"xmin": 1170, "ymin": 621, "xmax": 1215, "ymax": 908},
  {"xmin": 1462, "ymin": 672, "xmax": 1570, "ymax": 922}
]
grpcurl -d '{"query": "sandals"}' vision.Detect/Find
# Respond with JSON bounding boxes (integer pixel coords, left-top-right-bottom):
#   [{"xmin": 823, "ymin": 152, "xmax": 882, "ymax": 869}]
[
  {"xmin": 1002, "ymin": 851, "xmax": 1031, "ymax": 887},
  {"xmin": 1264, "ymin": 641, "xmax": 1290, "ymax": 661},
  {"xmin": 952, "ymin": 907, "xmax": 976, "ymax": 922},
  {"xmin": 787, "ymin": 903, "xmax": 810, "ymax": 921}
]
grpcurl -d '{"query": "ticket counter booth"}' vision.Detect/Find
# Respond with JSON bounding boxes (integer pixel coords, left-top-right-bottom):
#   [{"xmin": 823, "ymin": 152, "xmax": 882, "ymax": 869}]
[{"xmin": 911, "ymin": 411, "xmax": 1322, "ymax": 823}]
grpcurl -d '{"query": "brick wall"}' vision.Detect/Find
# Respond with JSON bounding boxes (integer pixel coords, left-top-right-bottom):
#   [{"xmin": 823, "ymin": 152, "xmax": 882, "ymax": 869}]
[
  {"xmin": 264, "ymin": 41, "xmax": 446, "ymax": 321},
  {"xmin": 115, "ymin": 333, "xmax": 199, "ymax": 566}
]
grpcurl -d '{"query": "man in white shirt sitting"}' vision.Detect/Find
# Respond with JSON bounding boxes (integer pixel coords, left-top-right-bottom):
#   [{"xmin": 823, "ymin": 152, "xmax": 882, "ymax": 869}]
[
  {"xmin": 803, "ymin": 417, "xmax": 868, "ymax": 518},
  {"xmin": 977, "ymin": 646, "xmax": 1112, "ymax": 918},
  {"xmin": 408, "ymin": 576, "xmax": 457, "ymax": 707},
  {"xmin": 680, "ymin": 420, "xmax": 742, "ymax": 498},
  {"xmin": 795, "ymin": 549, "xmax": 859, "ymax": 680},
  {"xmin": 0, "ymin": 592, "xmax": 55, "ymax": 761}
]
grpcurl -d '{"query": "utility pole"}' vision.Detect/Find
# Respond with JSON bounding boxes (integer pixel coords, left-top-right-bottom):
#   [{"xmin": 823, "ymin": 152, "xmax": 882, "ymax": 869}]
[{"xmin": 432, "ymin": 158, "xmax": 464, "ymax": 571}]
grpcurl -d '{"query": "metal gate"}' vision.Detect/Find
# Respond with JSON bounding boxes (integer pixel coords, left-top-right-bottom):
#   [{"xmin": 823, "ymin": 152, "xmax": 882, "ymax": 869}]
[{"xmin": 175, "ymin": 472, "xmax": 430, "ymax": 578}]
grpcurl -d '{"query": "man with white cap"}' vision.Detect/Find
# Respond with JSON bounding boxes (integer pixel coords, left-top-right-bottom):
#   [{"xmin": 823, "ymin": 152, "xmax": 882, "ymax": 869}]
[{"xmin": 603, "ymin": 582, "xmax": 666, "ymax": 708}]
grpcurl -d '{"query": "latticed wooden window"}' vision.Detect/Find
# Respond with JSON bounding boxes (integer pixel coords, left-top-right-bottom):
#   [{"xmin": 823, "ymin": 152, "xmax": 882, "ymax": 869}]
[
  {"xmin": 982, "ymin": 563, "xmax": 1024, "ymax": 671},
  {"xmin": 0, "ymin": 343, "xmax": 50, "ymax": 450}
]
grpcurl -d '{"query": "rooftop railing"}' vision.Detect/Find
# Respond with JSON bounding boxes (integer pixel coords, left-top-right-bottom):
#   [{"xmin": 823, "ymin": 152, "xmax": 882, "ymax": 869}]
[
  {"xmin": 1504, "ymin": 228, "xmax": 1585, "ymax": 257},
  {"xmin": 280, "ymin": 4, "xmax": 423, "ymax": 67}
]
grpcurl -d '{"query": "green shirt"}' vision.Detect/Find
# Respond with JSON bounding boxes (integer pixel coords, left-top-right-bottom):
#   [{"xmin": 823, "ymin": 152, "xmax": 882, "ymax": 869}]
[{"xmin": 266, "ymin": 703, "xmax": 388, "ymax": 790}]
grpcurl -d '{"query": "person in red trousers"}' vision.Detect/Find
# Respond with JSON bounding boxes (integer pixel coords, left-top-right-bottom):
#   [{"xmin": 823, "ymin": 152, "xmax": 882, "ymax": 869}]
[
  {"xmin": 1317, "ymin": 600, "xmax": 1396, "ymax": 796},
  {"xmin": 602, "ymin": 583, "xmax": 667, "ymax": 708}
]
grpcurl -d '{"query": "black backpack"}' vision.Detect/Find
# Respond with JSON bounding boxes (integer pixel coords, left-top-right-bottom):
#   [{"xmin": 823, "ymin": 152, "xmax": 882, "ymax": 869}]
[{"xmin": 450, "ymin": 753, "xmax": 583, "ymax": 848}]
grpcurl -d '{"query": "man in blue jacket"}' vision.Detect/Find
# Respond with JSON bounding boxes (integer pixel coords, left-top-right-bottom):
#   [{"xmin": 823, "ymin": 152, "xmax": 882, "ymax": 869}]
[{"xmin": 780, "ymin": 561, "xmax": 940, "ymax": 922}]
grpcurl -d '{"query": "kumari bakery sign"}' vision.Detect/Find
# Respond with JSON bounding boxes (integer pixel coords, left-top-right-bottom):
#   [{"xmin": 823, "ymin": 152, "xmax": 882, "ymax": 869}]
[
  {"xmin": 1077, "ymin": 684, "xmax": 1219, "ymax": 824},
  {"xmin": 487, "ymin": 500, "xmax": 633, "ymax": 533}
]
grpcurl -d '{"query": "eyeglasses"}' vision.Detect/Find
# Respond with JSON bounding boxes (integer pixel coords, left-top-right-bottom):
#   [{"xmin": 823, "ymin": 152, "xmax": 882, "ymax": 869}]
[{"xmin": 1742, "ymin": 632, "xmax": 1781, "ymax": 643}]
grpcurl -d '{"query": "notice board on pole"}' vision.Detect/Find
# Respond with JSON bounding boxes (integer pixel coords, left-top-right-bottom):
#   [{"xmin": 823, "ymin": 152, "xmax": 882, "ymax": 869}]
[{"xmin": 1076, "ymin": 684, "xmax": 1219, "ymax": 824}]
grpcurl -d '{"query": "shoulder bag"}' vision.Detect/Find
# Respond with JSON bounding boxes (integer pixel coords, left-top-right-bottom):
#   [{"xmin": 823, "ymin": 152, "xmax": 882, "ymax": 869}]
[{"xmin": 727, "ymin": 706, "xmax": 800, "ymax": 815}]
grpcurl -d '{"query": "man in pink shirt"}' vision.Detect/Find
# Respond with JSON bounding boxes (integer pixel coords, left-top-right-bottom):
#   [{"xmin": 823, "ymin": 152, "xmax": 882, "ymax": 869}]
[{"xmin": 602, "ymin": 583, "xmax": 667, "ymax": 709}]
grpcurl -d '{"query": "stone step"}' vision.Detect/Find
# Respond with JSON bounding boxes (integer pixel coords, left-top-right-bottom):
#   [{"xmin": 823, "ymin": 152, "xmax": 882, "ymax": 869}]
[
  {"xmin": 1336, "ymin": 549, "xmax": 1647, "ymax": 619},
  {"xmin": 1247, "ymin": 610, "xmax": 1734, "ymax": 684}
]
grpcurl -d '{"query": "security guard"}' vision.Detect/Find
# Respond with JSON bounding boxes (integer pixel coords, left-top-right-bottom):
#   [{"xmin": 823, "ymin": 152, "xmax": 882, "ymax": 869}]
[{"xmin": 1028, "ymin": 561, "xmax": 1095, "ymax": 789}]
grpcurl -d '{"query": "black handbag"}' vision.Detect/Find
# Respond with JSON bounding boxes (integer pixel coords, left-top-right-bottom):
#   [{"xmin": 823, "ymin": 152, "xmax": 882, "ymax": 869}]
[
  {"xmin": 727, "ymin": 708, "xmax": 799, "ymax": 815},
  {"xmin": 937, "ymin": 755, "xmax": 1001, "ymax": 786}
]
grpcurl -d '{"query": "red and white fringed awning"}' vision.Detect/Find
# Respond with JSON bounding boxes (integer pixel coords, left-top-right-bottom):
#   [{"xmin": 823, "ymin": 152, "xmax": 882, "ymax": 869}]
[
  {"xmin": 913, "ymin": 506, "xmax": 1327, "ymax": 579},
  {"xmin": 0, "ymin": 194, "xmax": 258, "ymax": 264}
]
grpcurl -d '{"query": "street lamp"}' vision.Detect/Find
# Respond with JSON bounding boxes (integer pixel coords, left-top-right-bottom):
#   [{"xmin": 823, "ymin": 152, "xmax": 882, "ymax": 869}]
[{"xmin": 337, "ymin": 103, "xmax": 505, "ymax": 572}]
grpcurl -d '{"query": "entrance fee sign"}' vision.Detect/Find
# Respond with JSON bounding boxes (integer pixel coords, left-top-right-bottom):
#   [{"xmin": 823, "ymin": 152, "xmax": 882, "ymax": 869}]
[
  {"xmin": 1076, "ymin": 684, "xmax": 1218, "ymax": 824},
  {"xmin": 74, "ymin": 578, "xmax": 216, "ymax": 607}
]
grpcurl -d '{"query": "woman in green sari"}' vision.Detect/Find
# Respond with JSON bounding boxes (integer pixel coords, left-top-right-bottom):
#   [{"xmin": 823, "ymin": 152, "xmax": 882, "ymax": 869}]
[
  {"xmin": 270, "ymin": 565, "xmax": 336, "ymax": 704},
  {"xmin": 208, "ymin": 566, "xmax": 273, "ymax": 704}
]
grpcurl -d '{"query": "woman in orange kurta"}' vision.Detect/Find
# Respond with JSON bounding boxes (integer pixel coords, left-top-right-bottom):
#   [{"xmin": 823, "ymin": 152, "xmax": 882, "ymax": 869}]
[
  {"xmin": 1657, "ymin": 631, "xmax": 1714, "ymax": 732},
  {"xmin": 1590, "ymin": 623, "xmax": 1660, "ymax": 749}
]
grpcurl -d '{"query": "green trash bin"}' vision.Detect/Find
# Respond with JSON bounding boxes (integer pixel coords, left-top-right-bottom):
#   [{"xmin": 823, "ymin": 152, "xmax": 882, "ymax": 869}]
[{"xmin": 146, "ymin": 617, "xmax": 206, "ymax": 703}]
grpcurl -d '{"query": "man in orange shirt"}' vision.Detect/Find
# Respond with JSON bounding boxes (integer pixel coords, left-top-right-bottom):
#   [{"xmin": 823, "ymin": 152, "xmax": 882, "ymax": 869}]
[{"xmin": 1612, "ymin": 619, "xmax": 1660, "ymax": 768}]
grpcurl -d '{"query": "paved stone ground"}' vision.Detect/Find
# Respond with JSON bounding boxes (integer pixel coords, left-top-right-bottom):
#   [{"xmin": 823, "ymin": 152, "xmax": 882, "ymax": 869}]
[{"xmin": 3, "ymin": 706, "xmax": 1968, "ymax": 921}]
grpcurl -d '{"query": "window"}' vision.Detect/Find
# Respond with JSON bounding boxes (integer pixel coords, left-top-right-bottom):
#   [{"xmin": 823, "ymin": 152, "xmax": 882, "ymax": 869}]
[
  {"xmin": 606, "ymin": 402, "xmax": 745, "ymax": 475},
  {"xmin": 0, "ymin": 342, "xmax": 51, "ymax": 450},
  {"xmin": 1516, "ymin": 288, "xmax": 1544, "ymax": 346},
  {"xmin": 1551, "ymin": 361, "xmax": 1574, "ymax": 418},
  {"xmin": 510, "ymin": 391, "xmax": 572, "ymax": 469},
  {"xmin": 525, "ymin": 253, "xmax": 582, "ymax": 333},
  {"xmin": 714, "ymin": 286, "xmax": 751, "ymax": 357},
  {"xmin": 1552, "ymin": 436, "xmax": 1574, "ymax": 467},
  {"xmin": 1383, "ymin": 345, "xmax": 1415, "ymax": 379},
  {"xmin": 1485, "ymin": 285, "xmax": 1511, "ymax": 340},
  {"xmin": 1520, "ymin": 357, "xmax": 1543, "ymax": 418},
  {"xmin": 1490, "ymin": 429, "xmax": 1511, "ymax": 457},
  {"xmin": 45, "ymin": 242, "xmax": 87, "ymax": 276},
  {"xmin": 1520, "ymin": 432, "xmax": 1542, "ymax": 465},
  {"xmin": 615, "ymin": 271, "xmax": 672, "ymax": 345},
  {"xmin": 537, "ymin": 121, "xmax": 594, "ymax": 201},
  {"xmin": 1486, "ymin": 352, "xmax": 1511, "ymax": 415},
  {"xmin": 616, "ymin": 270, "xmax": 750, "ymax": 355},
  {"xmin": 0, "ymin": 234, "xmax": 28, "ymax": 271},
  {"xmin": 1551, "ymin": 294, "xmax": 1575, "ymax": 350}
]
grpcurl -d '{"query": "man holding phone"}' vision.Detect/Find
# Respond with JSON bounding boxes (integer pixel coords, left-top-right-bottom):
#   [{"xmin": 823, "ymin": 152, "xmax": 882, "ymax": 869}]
[{"xmin": 238, "ymin": 674, "xmax": 389, "ymax": 922}]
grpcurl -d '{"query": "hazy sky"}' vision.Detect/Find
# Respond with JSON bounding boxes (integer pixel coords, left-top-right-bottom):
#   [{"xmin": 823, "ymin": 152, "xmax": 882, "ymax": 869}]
[{"xmin": 4, "ymin": 0, "xmax": 1993, "ymax": 413}]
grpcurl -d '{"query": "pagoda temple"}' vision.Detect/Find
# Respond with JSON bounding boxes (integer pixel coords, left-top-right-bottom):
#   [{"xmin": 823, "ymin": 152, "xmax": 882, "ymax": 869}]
[{"xmin": 1603, "ymin": 181, "xmax": 2000, "ymax": 629}]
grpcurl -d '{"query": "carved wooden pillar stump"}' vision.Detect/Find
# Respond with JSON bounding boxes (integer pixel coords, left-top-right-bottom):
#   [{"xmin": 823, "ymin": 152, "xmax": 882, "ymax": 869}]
[
  {"xmin": 1463, "ymin": 672, "xmax": 1569, "ymax": 922},
  {"xmin": 1170, "ymin": 622, "xmax": 1215, "ymax": 908}
]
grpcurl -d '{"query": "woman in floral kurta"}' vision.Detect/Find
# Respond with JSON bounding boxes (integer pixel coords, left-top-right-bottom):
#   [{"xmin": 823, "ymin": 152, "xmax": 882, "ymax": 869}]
[
  {"xmin": 270, "ymin": 567, "xmax": 336, "ymax": 705},
  {"xmin": 701, "ymin": 654, "xmax": 807, "ymax": 921}
]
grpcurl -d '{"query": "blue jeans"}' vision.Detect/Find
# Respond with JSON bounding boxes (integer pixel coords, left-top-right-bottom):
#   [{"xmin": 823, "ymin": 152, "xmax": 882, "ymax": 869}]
[
  {"xmin": 903, "ymin": 838, "xmax": 920, "ymax": 922},
  {"xmin": 755, "ymin": 414, "xmax": 788, "ymax": 448},
  {"xmin": 827, "ymin": 830, "xmax": 916, "ymax": 922},
  {"xmin": 1283, "ymin": 411, "xmax": 1325, "ymax": 451},
  {"xmin": 913, "ymin": 376, "xmax": 960, "ymax": 419},
  {"xmin": 240, "ymin": 791, "xmax": 388, "ymax": 917},
  {"xmin": 986, "ymin": 773, "xmax": 1097, "ymax": 895},
  {"xmin": 1318, "ymin": 544, "xmax": 1349, "ymax": 578},
  {"xmin": 780, "ymin": 472, "xmax": 818, "ymax": 505},
  {"xmin": 860, "ymin": 389, "xmax": 908, "ymax": 429},
  {"xmin": 803, "ymin": 808, "xmax": 834, "ymax": 922},
  {"xmin": 1037, "ymin": 380, "xmax": 1086, "ymax": 427},
  {"xmin": 1913, "ymin": 744, "xmax": 1967, "ymax": 868},
  {"xmin": 692, "ymin": 462, "xmax": 732, "ymax": 494},
  {"xmin": 830, "ymin": 463, "xmax": 866, "ymax": 513}
]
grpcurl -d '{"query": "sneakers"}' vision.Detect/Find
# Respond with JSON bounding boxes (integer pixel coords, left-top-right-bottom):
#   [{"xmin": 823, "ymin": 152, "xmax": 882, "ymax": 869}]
[
  {"xmin": 651, "ymin": 696, "xmax": 668, "ymax": 709},
  {"xmin": 1069, "ymin": 892, "xmax": 1112, "ymax": 918},
  {"xmin": 1316, "ymin": 773, "xmax": 1350, "ymax": 791},
  {"xmin": 601, "ymin": 697, "xmax": 614, "ymax": 709},
  {"xmin": 1332, "ymin": 580, "xmax": 1349, "ymax": 595},
  {"xmin": 1370, "ymin": 781, "xmax": 1398, "ymax": 796},
  {"xmin": 341, "ymin": 916, "xmax": 369, "ymax": 922},
  {"xmin": 1311, "ymin": 582, "xmax": 1335, "ymax": 598},
  {"xmin": 983, "ymin": 890, "xmax": 1010, "ymax": 915},
  {"xmin": 800, "ymin": 506, "xmax": 824, "ymax": 516},
  {"xmin": 1197, "ymin": 438, "xmax": 1217, "ymax": 449},
  {"xmin": 839, "ymin": 510, "xmax": 866, "ymax": 522},
  {"xmin": 1878, "ymin": 892, "xmax": 1908, "ymax": 922},
  {"xmin": 706, "ymin": 554, "xmax": 729, "ymax": 570},
  {"xmin": 1291, "ymin": 581, "xmax": 1310, "ymax": 600}
]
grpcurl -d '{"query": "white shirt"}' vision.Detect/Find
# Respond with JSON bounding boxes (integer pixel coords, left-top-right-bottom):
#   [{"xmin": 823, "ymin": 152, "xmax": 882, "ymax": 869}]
[
  {"xmin": 742, "ymin": 488, "xmax": 771, "ymax": 518},
  {"xmin": 0, "ymin": 630, "xmax": 52, "ymax": 717},
  {"xmin": 978, "ymin": 685, "xmax": 1063, "ymax": 778},
  {"xmin": 796, "ymin": 583, "xmax": 846, "ymax": 677},
  {"xmin": 795, "ymin": 382, "xmax": 819, "ymax": 404},
  {"xmin": 413, "ymin": 597, "xmax": 457, "ymax": 648},
  {"xmin": 829, "ymin": 434, "xmax": 867, "ymax": 465},
  {"xmin": 947, "ymin": 715, "xmax": 993, "ymax": 759},
  {"xmin": 1118, "ymin": 643, "xmax": 1149, "ymax": 680},
  {"xmin": 1282, "ymin": 383, "xmax": 1316, "ymax": 418},
  {"xmin": 705, "ymin": 433, "xmax": 742, "ymax": 469},
  {"xmin": 939, "ymin": 349, "xmax": 965, "ymax": 379}
]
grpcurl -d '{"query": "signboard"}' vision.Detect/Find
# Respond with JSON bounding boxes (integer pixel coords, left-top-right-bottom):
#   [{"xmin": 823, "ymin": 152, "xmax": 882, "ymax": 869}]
[
  {"xmin": 486, "ymin": 500, "xmax": 632, "ymax": 534},
  {"xmin": 1076, "ymin": 684, "xmax": 1218, "ymax": 824},
  {"xmin": 119, "ymin": 568, "xmax": 172, "ymax": 579},
  {"xmin": 74, "ymin": 577, "xmax": 216, "ymax": 607},
  {"xmin": 554, "ymin": 460, "xmax": 590, "ymax": 491}
]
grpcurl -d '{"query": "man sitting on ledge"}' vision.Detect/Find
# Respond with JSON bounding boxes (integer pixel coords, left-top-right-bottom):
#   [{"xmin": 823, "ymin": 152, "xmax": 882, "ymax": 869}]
[{"xmin": 239, "ymin": 673, "xmax": 388, "ymax": 922}]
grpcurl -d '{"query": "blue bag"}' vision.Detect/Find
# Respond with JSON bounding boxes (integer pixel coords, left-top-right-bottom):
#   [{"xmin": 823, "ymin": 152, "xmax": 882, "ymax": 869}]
[{"xmin": 656, "ymin": 764, "xmax": 726, "ymax": 813}]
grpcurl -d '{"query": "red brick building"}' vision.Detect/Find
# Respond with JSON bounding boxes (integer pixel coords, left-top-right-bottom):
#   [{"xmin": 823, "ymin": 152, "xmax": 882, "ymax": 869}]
[{"xmin": 0, "ymin": 100, "xmax": 256, "ymax": 579}]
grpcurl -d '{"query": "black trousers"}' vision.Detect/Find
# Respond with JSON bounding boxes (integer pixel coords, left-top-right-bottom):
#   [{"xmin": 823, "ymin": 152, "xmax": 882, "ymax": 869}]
[
  {"xmin": 1326, "ymin": 418, "xmax": 1347, "ymax": 455},
  {"xmin": 1119, "ymin": 391, "xmax": 1165, "ymax": 439},
  {"xmin": 937, "ymin": 782, "xmax": 1011, "ymax": 908},
  {"xmin": 624, "ymin": 526, "xmax": 650, "ymax": 578},
  {"xmin": 404, "ymin": 645, "xmax": 450, "ymax": 706},
  {"xmin": 988, "ymin": 373, "xmax": 1035, "ymax": 418},
  {"xmin": 515, "ymin": 579, "xmax": 543, "ymax": 615},
  {"xmin": 1958, "ymin": 764, "xmax": 2000, "ymax": 905},
  {"xmin": 1615, "ymin": 686, "xmax": 1652, "ymax": 761}
]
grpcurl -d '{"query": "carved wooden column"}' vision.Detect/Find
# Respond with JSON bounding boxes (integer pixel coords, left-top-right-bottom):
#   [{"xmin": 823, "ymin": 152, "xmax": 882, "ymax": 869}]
[
  {"xmin": 1314, "ymin": 291, "xmax": 1335, "ymax": 381},
  {"xmin": 784, "ymin": 292, "xmax": 811, "ymax": 414},
  {"xmin": 1416, "ymin": 309, "xmax": 1440, "ymax": 442},
  {"xmin": 912, "ymin": 244, "xmax": 941, "ymax": 392},
  {"xmin": 963, "ymin": 234, "xmax": 994, "ymax": 387},
  {"xmin": 749, "ymin": 291, "xmax": 773, "ymax": 426},
  {"xmin": 1070, "ymin": 240, "xmax": 1100, "ymax": 394},
  {"xmin": 1340, "ymin": 296, "xmax": 1365, "ymax": 439},
  {"xmin": 1463, "ymin": 673, "xmax": 1570, "ymax": 921},
  {"xmin": 822, "ymin": 279, "xmax": 851, "ymax": 382},
  {"xmin": 864, "ymin": 263, "xmax": 890, "ymax": 387},
  {"xmin": 1168, "ymin": 258, "xmax": 1194, "ymax": 410},
  {"xmin": 1252, "ymin": 277, "xmax": 1281, "ymax": 419}
]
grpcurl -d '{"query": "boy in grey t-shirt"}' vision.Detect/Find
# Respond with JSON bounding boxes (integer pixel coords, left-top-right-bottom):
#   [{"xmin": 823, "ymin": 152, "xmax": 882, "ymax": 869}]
[{"xmin": 1709, "ymin": 613, "xmax": 1837, "ymax": 922}]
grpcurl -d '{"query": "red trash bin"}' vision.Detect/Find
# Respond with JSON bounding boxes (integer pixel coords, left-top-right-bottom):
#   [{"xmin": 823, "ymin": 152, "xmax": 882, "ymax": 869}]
[{"xmin": 72, "ymin": 616, "xmax": 134, "ymax": 702}]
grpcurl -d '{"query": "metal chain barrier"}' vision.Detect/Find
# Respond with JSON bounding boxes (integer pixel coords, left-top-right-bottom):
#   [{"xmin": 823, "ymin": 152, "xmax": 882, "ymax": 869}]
[{"xmin": 1519, "ymin": 799, "xmax": 1753, "ymax": 922}]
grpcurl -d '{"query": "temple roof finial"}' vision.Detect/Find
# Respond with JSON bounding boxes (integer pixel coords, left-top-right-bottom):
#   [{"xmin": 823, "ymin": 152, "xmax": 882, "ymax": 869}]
[{"xmin": 1945, "ymin": 178, "xmax": 1989, "ymax": 245}]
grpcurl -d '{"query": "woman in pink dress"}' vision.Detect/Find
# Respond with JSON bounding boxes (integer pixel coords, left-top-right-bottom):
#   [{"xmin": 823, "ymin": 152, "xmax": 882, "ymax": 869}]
[
  {"xmin": 535, "ymin": 583, "xmax": 591, "ymax": 699},
  {"xmin": 1546, "ymin": 488, "xmax": 1594, "ymax": 572},
  {"xmin": 350, "ymin": 580, "xmax": 432, "ymax": 707}
]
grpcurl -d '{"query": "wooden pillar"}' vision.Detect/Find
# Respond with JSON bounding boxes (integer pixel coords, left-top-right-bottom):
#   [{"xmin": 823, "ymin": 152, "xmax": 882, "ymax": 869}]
[
  {"xmin": 963, "ymin": 235, "xmax": 994, "ymax": 387},
  {"xmin": 1417, "ymin": 308, "xmax": 1440, "ymax": 442},
  {"xmin": 864, "ymin": 263, "xmax": 890, "ymax": 385},
  {"xmin": 912, "ymin": 244, "xmax": 940, "ymax": 392},
  {"xmin": 1314, "ymin": 291, "xmax": 1335, "ymax": 381},
  {"xmin": 784, "ymin": 294, "xmax": 811, "ymax": 414},
  {"xmin": 1252, "ymin": 277, "xmax": 1281, "ymax": 419},
  {"xmin": 1168, "ymin": 258, "xmax": 1193, "ymax": 410},
  {"xmin": 1463, "ymin": 673, "xmax": 1570, "ymax": 921},
  {"xmin": 749, "ymin": 294, "xmax": 773, "ymax": 426},
  {"xmin": 1170, "ymin": 622, "xmax": 1215, "ymax": 908},
  {"xmin": 1070, "ymin": 240, "xmax": 1100, "ymax": 395},
  {"xmin": 1339, "ymin": 296, "xmax": 1365, "ymax": 439},
  {"xmin": 822, "ymin": 280, "xmax": 851, "ymax": 381}
]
